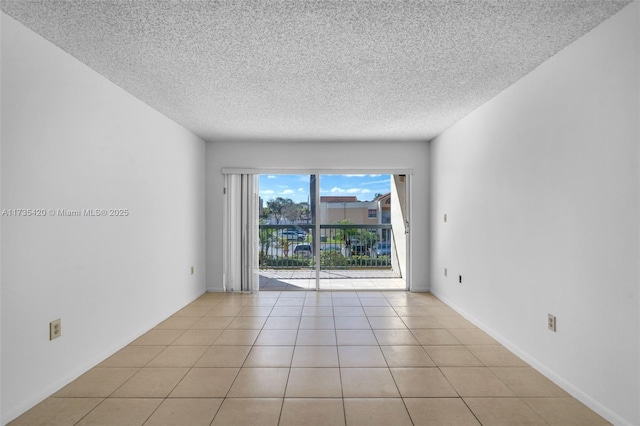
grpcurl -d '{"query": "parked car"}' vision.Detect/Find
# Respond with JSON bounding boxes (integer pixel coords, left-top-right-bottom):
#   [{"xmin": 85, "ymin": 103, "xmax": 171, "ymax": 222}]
[
  {"xmin": 282, "ymin": 229, "xmax": 306, "ymax": 240},
  {"xmin": 293, "ymin": 244, "xmax": 312, "ymax": 257},
  {"xmin": 320, "ymin": 243, "xmax": 342, "ymax": 252},
  {"xmin": 371, "ymin": 241, "xmax": 391, "ymax": 257},
  {"xmin": 350, "ymin": 243, "xmax": 369, "ymax": 256}
]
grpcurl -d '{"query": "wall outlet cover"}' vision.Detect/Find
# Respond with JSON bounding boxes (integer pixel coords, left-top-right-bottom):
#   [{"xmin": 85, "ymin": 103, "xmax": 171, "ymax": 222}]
[{"xmin": 50, "ymin": 319, "xmax": 61, "ymax": 340}]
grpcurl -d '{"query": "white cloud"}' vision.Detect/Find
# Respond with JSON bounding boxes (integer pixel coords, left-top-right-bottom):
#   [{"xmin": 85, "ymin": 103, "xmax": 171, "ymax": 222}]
[
  {"xmin": 330, "ymin": 187, "xmax": 345, "ymax": 193},
  {"xmin": 346, "ymin": 188, "xmax": 361, "ymax": 193},
  {"xmin": 297, "ymin": 188, "xmax": 304, "ymax": 192},
  {"xmin": 261, "ymin": 190, "xmax": 275, "ymax": 195},
  {"xmin": 267, "ymin": 175, "xmax": 276, "ymax": 179},
  {"xmin": 281, "ymin": 189, "xmax": 295, "ymax": 195},
  {"xmin": 344, "ymin": 174, "xmax": 366, "ymax": 177}
]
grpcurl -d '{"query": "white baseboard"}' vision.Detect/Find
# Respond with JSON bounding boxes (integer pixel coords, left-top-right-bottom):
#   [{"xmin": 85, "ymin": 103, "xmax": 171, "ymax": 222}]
[
  {"xmin": 430, "ymin": 289, "xmax": 633, "ymax": 426},
  {"xmin": 2, "ymin": 289, "xmax": 206, "ymax": 425}
]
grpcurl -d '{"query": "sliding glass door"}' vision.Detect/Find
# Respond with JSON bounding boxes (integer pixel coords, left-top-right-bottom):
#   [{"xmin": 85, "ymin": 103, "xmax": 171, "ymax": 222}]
[{"xmin": 257, "ymin": 172, "xmax": 410, "ymax": 291}]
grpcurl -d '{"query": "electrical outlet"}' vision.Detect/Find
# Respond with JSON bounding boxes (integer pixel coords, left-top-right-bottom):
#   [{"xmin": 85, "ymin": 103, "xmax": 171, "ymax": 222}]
[
  {"xmin": 444, "ymin": 268, "xmax": 448, "ymax": 277},
  {"xmin": 459, "ymin": 275, "xmax": 462, "ymax": 283},
  {"xmin": 548, "ymin": 314, "xmax": 557, "ymax": 332},
  {"xmin": 191, "ymin": 266, "xmax": 195, "ymax": 275},
  {"xmin": 50, "ymin": 319, "xmax": 61, "ymax": 340}
]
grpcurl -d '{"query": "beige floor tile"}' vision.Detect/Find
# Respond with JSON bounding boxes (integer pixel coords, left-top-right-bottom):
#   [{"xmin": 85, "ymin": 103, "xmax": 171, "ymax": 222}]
[
  {"xmin": 449, "ymin": 328, "xmax": 498, "ymax": 344},
  {"xmin": 334, "ymin": 316, "xmax": 371, "ymax": 329},
  {"xmin": 440, "ymin": 367, "xmax": 515, "ymax": 397},
  {"xmin": 248, "ymin": 298, "xmax": 278, "ymax": 307},
  {"xmin": 53, "ymin": 368, "xmax": 138, "ymax": 397},
  {"xmin": 173, "ymin": 306, "xmax": 213, "ymax": 317},
  {"xmin": 367, "ymin": 316, "xmax": 407, "ymax": 329},
  {"xmin": 338, "ymin": 345, "xmax": 387, "ymax": 367},
  {"xmin": 304, "ymin": 296, "xmax": 334, "ymax": 306},
  {"xmin": 227, "ymin": 367, "xmax": 290, "ymax": 397},
  {"xmin": 275, "ymin": 298, "xmax": 305, "ymax": 307},
  {"xmin": 155, "ymin": 316, "xmax": 200, "ymax": 330},
  {"xmin": 332, "ymin": 297, "xmax": 362, "ymax": 307},
  {"xmin": 333, "ymin": 306, "xmax": 366, "ymax": 316},
  {"xmin": 421, "ymin": 305, "xmax": 458, "ymax": 316},
  {"xmin": 374, "ymin": 329, "xmax": 420, "ymax": 345},
  {"xmin": 280, "ymin": 398, "xmax": 345, "ymax": 426},
  {"xmin": 237, "ymin": 306, "xmax": 273, "ymax": 316},
  {"xmin": 412, "ymin": 329, "xmax": 460, "ymax": 345},
  {"xmin": 523, "ymin": 397, "xmax": 610, "ymax": 425},
  {"xmin": 130, "ymin": 329, "xmax": 184, "ymax": 345},
  {"xmin": 291, "ymin": 345, "xmax": 339, "ymax": 367},
  {"xmin": 434, "ymin": 315, "xmax": 477, "ymax": 328},
  {"xmin": 336, "ymin": 329, "xmax": 377, "ymax": 345},
  {"xmin": 111, "ymin": 367, "xmax": 188, "ymax": 397},
  {"xmin": 243, "ymin": 346, "xmax": 294, "ymax": 367},
  {"xmin": 360, "ymin": 291, "xmax": 389, "ymax": 297},
  {"xmin": 226, "ymin": 316, "xmax": 267, "ymax": 329},
  {"xmin": 364, "ymin": 306, "xmax": 398, "ymax": 316},
  {"xmin": 296, "ymin": 329, "xmax": 337, "ymax": 345},
  {"xmin": 263, "ymin": 316, "xmax": 300, "ymax": 329},
  {"xmin": 490, "ymin": 367, "xmax": 569, "ymax": 397},
  {"xmin": 394, "ymin": 307, "xmax": 434, "ymax": 317},
  {"xmin": 404, "ymin": 397, "xmax": 480, "ymax": 425},
  {"xmin": 380, "ymin": 345, "xmax": 435, "ymax": 367},
  {"xmin": 424, "ymin": 345, "xmax": 484, "ymax": 366},
  {"xmin": 205, "ymin": 306, "xmax": 243, "ymax": 317},
  {"xmin": 467, "ymin": 345, "xmax": 528, "ymax": 367},
  {"xmin": 98, "ymin": 345, "xmax": 165, "ymax": 367},
  {"xmin": 195, "ymin": 345, "xmax": 251, "ymax": 367},
  {"xmin": 211, "ymin": 398, "xmax": 282, "ymax": 426},
  {"xmin": 359, "ymin": 297, "xmax": 391, "ymax": 306},
  {"xmin": 400, "ymin": 316, "xmax": 444, "ymax": 328},
  {"xmin": 8, "ymin": 398, "xmax": 103, "ymax": 426},
  {"xmin": 340, "ymin": 368, "xmax": 400, "ymax": 397},
  {"xmin": 75, "ymin": 398, "xmax": 162, "ymax": 426},
  {"xmin": 299, "ymin": 316, "xmax": 335, "ymax": 329},
  {"xmin": 344, "ymin": 398, "xmax": 412, "ymax": 426},
  {"xmin": 213, "ymin": 329, "xmax": 260, "ymax": 345},
  {"xmin": 147, "ymin": 346, "xmax": 208, "ymax": 367},
  {"xmin": 171, "ymin": 329, "xmax": 222, "ymax": 345},
  {"xmin": 465, "ymin": 397, "xmax": 547, "ymax": 425},
  {"xmin": 144, "ymin": 398, "xmax": 222, "ymax": 426},
  {"xmin": 302, "ymin": 306, "xmax": 334, "ymax": 316},
  {"xmin": 13, "ymin": 290, "xmax": 612, "ymax": 426},
  {"xmin": 168, "ymin": 368, "xmax": 239, "ymax": 397},
  {"xmin": 191, "ymin": 316, "xmax": 235, "ymax": 329},
  {"xmin": 216, "ymin": 299, "xmax": 251, "ymax": 307},
  {"xmin": 390, "ymin": 367, "xmax": 458, "ymax": 397},
  {"xmin": 286, "ymin": 367, "xmax": 342, "ymax": 397},
  {"xmin": 255, "ymin": 329, "xmax": 298, "ymax": 345},
  {"xmin": 270, "ymin": 306, "xmax": 303, "ymax": 316}
]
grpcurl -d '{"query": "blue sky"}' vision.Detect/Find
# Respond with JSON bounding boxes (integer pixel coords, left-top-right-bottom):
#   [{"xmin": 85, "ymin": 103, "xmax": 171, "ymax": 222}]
[{"xmin": 259, "ymin": 174, "xmax": 391, "ymax": 203}]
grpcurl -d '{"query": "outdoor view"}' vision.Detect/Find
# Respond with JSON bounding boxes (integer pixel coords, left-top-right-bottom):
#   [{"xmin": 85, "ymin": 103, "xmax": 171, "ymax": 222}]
[{"xmin": 258, "ymin": 174, "xmax": 403, "ymax": 290}]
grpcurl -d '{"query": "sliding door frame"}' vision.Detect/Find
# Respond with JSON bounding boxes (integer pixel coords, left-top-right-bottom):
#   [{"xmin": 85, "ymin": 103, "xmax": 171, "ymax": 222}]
[{"xmin": 223, "ymin": 167, "xmax": 414, "ymax": 292}]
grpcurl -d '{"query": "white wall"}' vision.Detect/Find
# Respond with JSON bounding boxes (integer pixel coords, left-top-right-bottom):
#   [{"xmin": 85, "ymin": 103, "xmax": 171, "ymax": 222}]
[
  {"xmin": 206, "ymin": 140, "xmax": 429, "ymax": 292},
  {"xmin": 430, "ymin": 3, "xmax": 639, "ymax": 425},
  {"xmin": 1, "ymin": 14, "xmax": 206, "ymax": 423}
]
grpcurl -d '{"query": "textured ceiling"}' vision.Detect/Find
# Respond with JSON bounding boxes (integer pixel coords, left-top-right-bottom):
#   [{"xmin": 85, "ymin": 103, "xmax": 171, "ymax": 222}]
[{"xmin": 0, "ymin": 0, "xmax": 632, "ymax": 142}]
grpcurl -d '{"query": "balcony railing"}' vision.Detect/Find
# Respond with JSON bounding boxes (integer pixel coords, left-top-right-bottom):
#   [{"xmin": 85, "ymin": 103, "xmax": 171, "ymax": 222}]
[{"xmin": 258, "ymin": 224, "xmax": 394, "ymax": 270}]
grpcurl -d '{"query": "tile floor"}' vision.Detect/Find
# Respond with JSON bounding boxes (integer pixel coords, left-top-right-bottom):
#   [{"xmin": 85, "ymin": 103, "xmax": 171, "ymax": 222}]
[{"xmin": 10, "ymin": 291, "xmax": 610, "ymax": 425}]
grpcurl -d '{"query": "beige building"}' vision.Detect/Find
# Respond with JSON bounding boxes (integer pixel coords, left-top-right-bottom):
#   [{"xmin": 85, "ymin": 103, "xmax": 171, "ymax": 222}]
[{"xmin": 318, "ymin": 195, "xmax": 381, "ymax": 225}]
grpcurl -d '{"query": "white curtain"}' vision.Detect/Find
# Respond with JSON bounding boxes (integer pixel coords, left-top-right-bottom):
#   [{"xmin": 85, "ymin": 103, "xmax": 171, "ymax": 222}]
[{"xmin": 223, "ymin": 174, "xmax": 259, "ymax": 292}]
